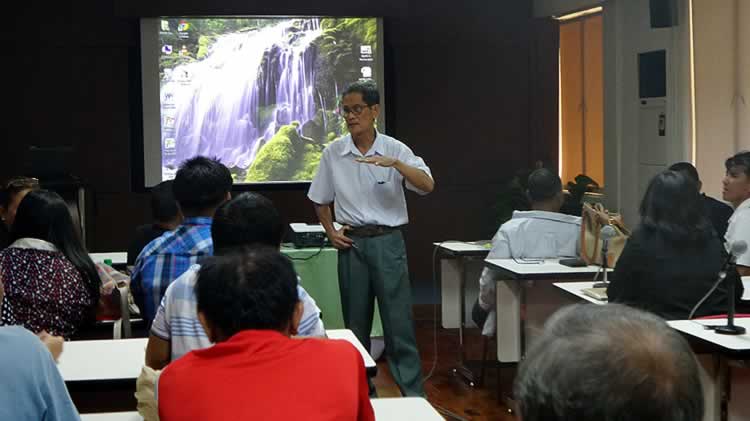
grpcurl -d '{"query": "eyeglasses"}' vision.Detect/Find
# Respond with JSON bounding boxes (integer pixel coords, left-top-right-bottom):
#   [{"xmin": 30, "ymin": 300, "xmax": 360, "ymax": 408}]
[
  {"xmin": 339, "ymin": 104, "xmax": 372, "ymax": 117},
  {"xmin": 512, "ymin": 257, "xmax": 544, "ymax": 265}
]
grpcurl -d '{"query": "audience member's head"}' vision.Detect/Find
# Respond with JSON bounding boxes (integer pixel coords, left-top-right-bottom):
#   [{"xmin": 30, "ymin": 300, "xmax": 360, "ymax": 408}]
[
  {"xmin": 640, "ymin": 170, "xmax": 712, "ymax": 245},
  {"xmin": 172, "ymin": 157, "xmax": 232, "ymax": 217},
  {"xmin": 515, "ymin": 304, "xmax": 704, "ymax": 421},
  {"xmin": 211, "ymin": 192, "xmax": 283, "ymax": 254},
  {"xmin": 195, "ymin": 248, "xmax": 302, "ymax": 343},
  {"xmin": 526, "ymin": 168, "xmax": 563, "ymax": 211},
  {"xmin": 342, "ymin": 80, "xmax": 380, "ymax": 106},
  {"xmin": 150, "ymin": 180, "xmax": 181, "ymax": 229},
  {"xmin": 723, "ymin": 151, "xmax": 750, "ymax": 208},
  {"xmin": 12, "ymin": 190, "xmax": 99, "ymax": 301},
  {"xmin": 0, "ymin": 176, "xmax": 40, "ymax": 229},
  {"xmin": 669, "ymin": 161, "xmax": 702, "ymax": 191}
]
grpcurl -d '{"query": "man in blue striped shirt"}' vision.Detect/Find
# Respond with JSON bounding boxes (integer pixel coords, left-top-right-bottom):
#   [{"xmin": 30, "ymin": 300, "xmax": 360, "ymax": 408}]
[
  {"xmin": 131, "ymin": 157, "xmax": 233, "ymax": 323},
  {"xmin": 145, "ymin": 192, "xmax": 325, "ymax": 368}
]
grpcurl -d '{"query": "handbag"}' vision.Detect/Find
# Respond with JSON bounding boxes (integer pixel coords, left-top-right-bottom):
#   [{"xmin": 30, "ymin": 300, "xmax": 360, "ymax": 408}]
[{"xmin": 580, "ymin": 202, "xmax": 630, "ymax": 267}]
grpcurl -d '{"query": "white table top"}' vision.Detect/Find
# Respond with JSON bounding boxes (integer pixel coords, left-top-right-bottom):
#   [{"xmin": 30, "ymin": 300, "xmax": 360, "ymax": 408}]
[
  {"xmin": 81, "ymin": 398, "xmax": 443, "ymax": 421},
  {"xmin": 485, "ymin": 258, "xmax": 607, "ymax": 279},
  {"xmin": 434, "ymin": 241, "xmax": 491, "ymax": 255},
  {"xmin": 89, "ymin": 252, "xmax": 128, "ymax": 265},
  {"xmin": 668, "ymin": 319, "xmax": 750, "ymax": 352},
  {"xmin": 327, "ymin": 329, "xmax": 377, "ymax": 369},
  {"xmin": 58, "ymin": 338, "xmax": 147, "ymax": 382},
  {"xmin": 371, "ymin": 397, "xmax": 443, "ymax": 420},
  {"xmin": 553, "ymin": 281, "xmax": 608, "ymax": 305},
  {"xmin": 59, "ymin": 330, "xmax": 373, "ymax": 382}
]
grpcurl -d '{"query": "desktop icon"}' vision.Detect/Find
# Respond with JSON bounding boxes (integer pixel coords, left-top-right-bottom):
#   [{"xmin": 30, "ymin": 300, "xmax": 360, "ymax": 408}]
[
  {"xmin": 178, "ymin": 20, "xmax": 190, "ymax": 32},
  {"xmin": 161, "ymin": 20, "xmax": 170, "ymax": 32},
  {"xmin": 164, "ymin": 138, "xmax": 176, "ymax": 149},
  {"xmin": 360, "ymin": 66, "xmax": 372, "ymax": 78},
  {"xmin": 162, "ymin": 44, "xmax": 173, "ymax": 55},
  {"xmin": 360, "ymin": 45, "xmax": 372, "ymax": 55}
]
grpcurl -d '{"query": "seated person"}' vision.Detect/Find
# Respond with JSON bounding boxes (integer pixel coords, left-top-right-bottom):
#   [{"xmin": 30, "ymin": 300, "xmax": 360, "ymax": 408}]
[
  {"xmin": 157, "ymin": 248, "xmax": 374, "ymax": 421},
  {"xmin": 146, "ymin": 192, "xmax": 325, "ymax": 368},
  {"xmin": 473, "ymin": 168, "xmax": 581, "ymax": 334},
  {"xmin": 0, "ymin": 276, "xmax": 79, "ymax": 421},
  {"xmin": 131, "ymin": 156, "xmax": 232, "ymax": 323},
  {"xmin": 724, "ymin": 151, "xmax": 750, "ymax": 277},
  {"xmin": 0, "ymin": 190, "xmax": 99, "ymax": 338},
  {"xmin": 515, "ymin": 304, "xmax": 703, "ymax": 421},
  {"xmin": 0, "ymin": 176, "xmax": 39, "ymax": 249},
  {"xmin": 127, "ymin": 180, "xmax": 182, "ymax": 266},
  {"xmin": 669, "ymin": 162, "xmax": 733, "ymax": 238},
  {"xmin": 608, "ymin": 170, "xmax": 742, "ymax": 320}
]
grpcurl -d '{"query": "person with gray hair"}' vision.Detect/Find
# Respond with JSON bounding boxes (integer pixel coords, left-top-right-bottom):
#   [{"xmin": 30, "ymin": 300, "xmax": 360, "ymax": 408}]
[{"xmin": 515, "ymin": 304, "xmax": 704, "ymax": 421}]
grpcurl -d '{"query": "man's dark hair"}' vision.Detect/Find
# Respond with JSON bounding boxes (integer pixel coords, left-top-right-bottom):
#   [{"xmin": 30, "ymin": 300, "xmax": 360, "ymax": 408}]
[
  {"xmin": 342, "ymin": 81, "xmax": 380, "ymax": 106},
  {"xmin": 725, "ymin": 151, "xmax": 750, "ymax": 177},
  {"xmin": 172, "ymin": 156, "xmax": 232, "ymax": 215},
  {"xmin": 527, "ymin": 168, "xmax": 562, "ymax": 203},
  {"xmin": 211, "ymin": 192, "xmax": 283, "ymax": 253},
  {"xmin": 668, "ymin": 162, "xmax": 701, "ymax": 185},
  {"xmin": 515, "ymin": 304, "xmax": 704, "ymax": 421},
  {"xmin": 150, "ymin": 180, "xmax": 179, "ymax": 223},
  {"xmin": 195, "ymin": 247, "xmax": 299, "ymax": 338},
  {"xmin": 640, "ymin": 170, "xmax": 712, "ymax": 245}
]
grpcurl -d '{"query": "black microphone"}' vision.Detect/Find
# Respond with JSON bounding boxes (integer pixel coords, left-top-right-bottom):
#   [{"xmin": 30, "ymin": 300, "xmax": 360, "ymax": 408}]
[{"xmin": 715, "ymin": 240, "xmax": 748, "ymax": 335}]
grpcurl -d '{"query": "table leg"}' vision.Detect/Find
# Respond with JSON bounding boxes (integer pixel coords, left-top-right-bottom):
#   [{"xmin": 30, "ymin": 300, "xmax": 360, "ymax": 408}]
[{"xmin": 453, "ymin": 256, "xmax": 477, "ymax": 386}]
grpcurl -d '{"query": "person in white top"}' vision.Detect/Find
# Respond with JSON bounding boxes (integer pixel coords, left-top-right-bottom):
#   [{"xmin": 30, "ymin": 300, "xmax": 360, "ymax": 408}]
[
  {"xmin": 723, "ymin": 152, "xmax": 750, "ymax": 275},
  {"xmin": 474, "ymin": 168, "xmax": 581, "ymax": 335},
  {"xmin": 308, "ymin": 81, "xmax": 434, "ymax": 397}
]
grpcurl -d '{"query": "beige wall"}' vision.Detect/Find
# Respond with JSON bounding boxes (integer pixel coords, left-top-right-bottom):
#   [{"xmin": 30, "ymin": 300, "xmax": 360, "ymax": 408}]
[{"xmin": 693, "ymin": 0, "xmax": 750, "ymax": 200}]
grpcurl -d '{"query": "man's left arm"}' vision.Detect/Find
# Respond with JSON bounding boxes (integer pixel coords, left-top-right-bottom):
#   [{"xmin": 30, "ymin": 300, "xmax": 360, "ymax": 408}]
[{"xmin": 357, "ymin": 150, "xmax": 434, "ymax": 193}]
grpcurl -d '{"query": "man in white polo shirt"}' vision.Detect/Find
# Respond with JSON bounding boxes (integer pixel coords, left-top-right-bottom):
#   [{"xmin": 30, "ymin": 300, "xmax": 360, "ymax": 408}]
[
  {"xmin": 308, "ymin": 81, "xmax": 434, "ymax": 397},
  {"xmin": 723, "ymin": 152, "xmax": 750, "ymax": 275}
]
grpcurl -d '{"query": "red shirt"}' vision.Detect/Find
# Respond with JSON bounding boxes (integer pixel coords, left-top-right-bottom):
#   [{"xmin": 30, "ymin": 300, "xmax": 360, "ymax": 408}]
[{"xmin": 158, "ymin": 330, "xmax": 375, "ymax": 421}]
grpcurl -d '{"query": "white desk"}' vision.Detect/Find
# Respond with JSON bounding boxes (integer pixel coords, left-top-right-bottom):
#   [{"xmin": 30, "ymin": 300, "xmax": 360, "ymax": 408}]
[
  {"xmin": 89, "ymin": 252, "xmax": 128, "ymax": 266},
  {"xmin": 327, "ymin": 329, "xmax": 377, "ymax": 371},
  {"xmin": 669, "ymin": 319, "xmax": 750, "ymax": 421},
  {"xmin": 485, "ymin": 258, "xmax": 605, "ymax": 363},
  {"xmin": 81, "ymin": 398, "xmax": 443, "ymax": 421},
  {"xmin": 435, "ymin": 241, "xmax": 491, "ymax": 329},
  {"xmin": 58, "ymin": 338, "xmax": 147, "ymax": 382},
  {"xmin": 371, "ymin": 397, "xmax": 443, "ymax": 420},
  {"xmin": 434, "ymin": 240, "xmax": 490, "ymax": 386},
  {"xmin": 553, "ymin": 281, "xmax": 608, "ymax": 305},
  {"xmin": 59, "ymin": 331, "xmax": 373, "ymax": 383}
]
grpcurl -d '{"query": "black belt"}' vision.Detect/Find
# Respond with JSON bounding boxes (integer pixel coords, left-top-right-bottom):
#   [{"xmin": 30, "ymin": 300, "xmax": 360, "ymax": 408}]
[{"xmin": 347, "ymin": 224, "xmax": 403, "ymax": 238}]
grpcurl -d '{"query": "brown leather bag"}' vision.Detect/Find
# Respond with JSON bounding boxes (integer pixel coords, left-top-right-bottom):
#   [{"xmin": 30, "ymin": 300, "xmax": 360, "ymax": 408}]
[{"xmin": 580, "ymin": 202, "xmax": 630, "ymax": 267}]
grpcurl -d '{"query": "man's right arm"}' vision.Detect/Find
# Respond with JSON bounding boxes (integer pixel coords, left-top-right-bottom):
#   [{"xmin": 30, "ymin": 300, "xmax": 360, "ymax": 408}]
[
  {"xmin": 145, "ymin": 334, "xmax": 171, "ymax": 370},
  {"xmin": 737, "ymin": 266, "xmax": 750, "ymax": 277},
  {"xmin": 313, "ymin": 203, "xmax": 353, "ymax": 250}
]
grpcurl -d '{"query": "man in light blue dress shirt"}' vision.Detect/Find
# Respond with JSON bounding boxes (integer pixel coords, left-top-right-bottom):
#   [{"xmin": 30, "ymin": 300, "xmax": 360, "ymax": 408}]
[
  {"xmin": 308, "ymin": 81, "xmax": 434, "ymax": 397},
  {"xmin": 474, "ymin": 168, "xmax": 581, "ymax": 336}
]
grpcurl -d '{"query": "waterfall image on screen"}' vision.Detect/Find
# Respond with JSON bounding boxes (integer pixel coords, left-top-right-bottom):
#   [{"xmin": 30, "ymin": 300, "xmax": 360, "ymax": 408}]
[{"xmin": 156, "ymin": 17, "xmax": 379, "ymax": 183}]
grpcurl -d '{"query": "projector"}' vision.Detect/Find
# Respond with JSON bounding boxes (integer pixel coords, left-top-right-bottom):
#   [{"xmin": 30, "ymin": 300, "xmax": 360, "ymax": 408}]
[{"xmin": 288, "ymin": 223, "xmax": 339, "ymax": 249}]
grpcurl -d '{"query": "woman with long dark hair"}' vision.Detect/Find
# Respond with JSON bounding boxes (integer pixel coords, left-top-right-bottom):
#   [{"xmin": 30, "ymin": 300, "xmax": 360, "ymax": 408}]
[
  {"xmin": 608, "ymin": 170, "xmax": 742, "ymax": 319},
  {"xmin": 0, "ymin": 190, "xmax": 99, "ymax": 338}
]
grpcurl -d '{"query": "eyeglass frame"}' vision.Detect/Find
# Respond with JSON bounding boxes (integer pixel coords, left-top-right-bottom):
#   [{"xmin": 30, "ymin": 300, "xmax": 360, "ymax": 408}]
[{"xmin": 339, "ymin": 103, "xmax": 374, "ymax": 117}]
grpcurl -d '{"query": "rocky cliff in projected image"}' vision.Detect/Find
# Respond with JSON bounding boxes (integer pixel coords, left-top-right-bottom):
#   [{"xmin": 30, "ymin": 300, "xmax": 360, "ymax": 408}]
[{"xmin": 157, "ymin": 17, "xmax": 379, "ymax": 183}]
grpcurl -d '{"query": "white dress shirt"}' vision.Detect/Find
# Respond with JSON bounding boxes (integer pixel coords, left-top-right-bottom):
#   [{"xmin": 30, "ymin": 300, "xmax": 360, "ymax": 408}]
[
  {"xmin": 307, "ymin": 131, "xmax": 432, "ymax": 227},
  {"xmin": 725, "ymin": 197, "xmax": 750, "ymax": 267},
  {"xmin": 478, "ymin": 210, "xmax": 581, "ymax": 335}
]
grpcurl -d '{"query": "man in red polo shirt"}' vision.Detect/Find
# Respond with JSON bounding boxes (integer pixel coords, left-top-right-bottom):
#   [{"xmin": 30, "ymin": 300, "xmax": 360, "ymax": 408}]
[{"xmin": 158, "ymin": 247, "xmax": 374, "ymax": 421}]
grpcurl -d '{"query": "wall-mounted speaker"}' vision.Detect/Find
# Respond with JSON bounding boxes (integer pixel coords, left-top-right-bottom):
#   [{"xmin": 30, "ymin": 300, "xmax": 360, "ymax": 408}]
[{"xmin": 650, "ymin": 0, "xmax": 679, "ymax": 28}]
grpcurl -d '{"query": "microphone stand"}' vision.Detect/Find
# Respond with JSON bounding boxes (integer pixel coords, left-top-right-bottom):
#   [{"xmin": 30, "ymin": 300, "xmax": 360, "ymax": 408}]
[
  {"xmin": 715, "ymin": 263, "xmax": 746, "ymax": 335},
  {"xmin": 592, "ymin": 238, "xmax": 609, "ymax": 288}
]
